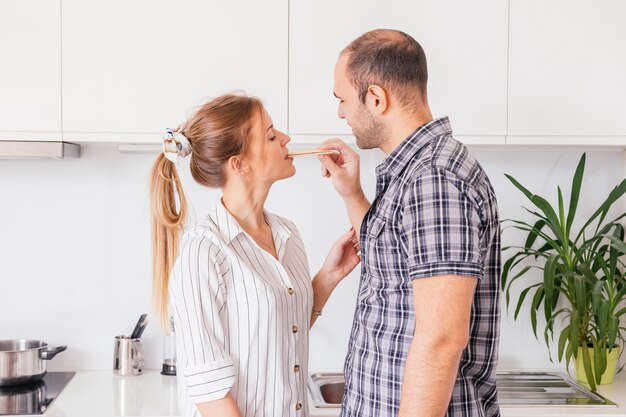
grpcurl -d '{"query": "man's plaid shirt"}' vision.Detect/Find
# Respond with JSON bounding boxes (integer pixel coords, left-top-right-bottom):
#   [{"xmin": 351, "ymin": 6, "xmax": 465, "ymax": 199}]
[{"xmin": 340, "ymin": 117, "xmax": 501, "ymax": 417}]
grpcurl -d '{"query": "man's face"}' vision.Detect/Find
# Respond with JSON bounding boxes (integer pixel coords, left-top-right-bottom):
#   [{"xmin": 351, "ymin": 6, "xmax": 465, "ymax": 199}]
[{"xmin": 333, "ymin": 54, "xmax": 384, "ymax": 150}]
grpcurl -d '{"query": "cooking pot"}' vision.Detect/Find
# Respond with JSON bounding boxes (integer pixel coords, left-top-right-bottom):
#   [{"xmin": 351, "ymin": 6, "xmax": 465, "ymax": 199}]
[
  {"xmin": 0, "ymin": 340, "xmax": 66, "ymax": 387},
  {"xmin": 0, "ymin": 380, "xmax": 51, "ymax": 414}
]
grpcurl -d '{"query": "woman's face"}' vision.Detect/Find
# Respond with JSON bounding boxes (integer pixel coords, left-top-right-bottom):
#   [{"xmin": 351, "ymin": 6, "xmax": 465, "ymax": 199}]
[{"xmin": 243, "ymin": 107, "xmax": 295, "ymax": 183}]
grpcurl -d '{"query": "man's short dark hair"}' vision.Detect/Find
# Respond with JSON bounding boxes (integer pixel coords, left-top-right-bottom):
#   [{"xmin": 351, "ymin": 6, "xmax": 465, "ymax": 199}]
[{"xmin": 342, "ymin": 29, "xmax": 428, "ymax": 109}]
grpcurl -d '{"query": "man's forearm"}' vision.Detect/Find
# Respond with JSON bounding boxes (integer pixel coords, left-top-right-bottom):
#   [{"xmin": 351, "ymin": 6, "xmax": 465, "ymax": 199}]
[
  {"xmin": 343, "ymin": 191, "xmax": 370, "ymax": 239},
  {"xmin": 398, "ymin": 339, "xmax": 464, "ymax": 417}
]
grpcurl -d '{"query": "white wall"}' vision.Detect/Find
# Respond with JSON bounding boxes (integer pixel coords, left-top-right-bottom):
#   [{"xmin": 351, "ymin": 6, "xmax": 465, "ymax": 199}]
[{"xmin": 0, "ymin": 142, "xmax": 623, "ymax": 374}]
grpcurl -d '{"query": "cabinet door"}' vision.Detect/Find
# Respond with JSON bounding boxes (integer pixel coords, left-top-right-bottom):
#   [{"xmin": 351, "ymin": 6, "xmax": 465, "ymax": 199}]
[
  {"xmin": 0, "ymin": 0, "xmax": 62, "ymax": 141},
  {"xmin": 508, "ymin": 0, "xmax": 626, "ymax": 142},
  {"xmin": 289, "ymin": 0, "xmax": 508, "ymax": 145},
  {"xmin": 62, "ymin": 0, "xmax": 288, "ymax": 143}
]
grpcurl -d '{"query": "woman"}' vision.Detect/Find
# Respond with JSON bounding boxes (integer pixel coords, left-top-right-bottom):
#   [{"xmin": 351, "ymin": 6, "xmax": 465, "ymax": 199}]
[{"xmin": 149, "ymin": 93, "xmax": 360, "ymax": 417}]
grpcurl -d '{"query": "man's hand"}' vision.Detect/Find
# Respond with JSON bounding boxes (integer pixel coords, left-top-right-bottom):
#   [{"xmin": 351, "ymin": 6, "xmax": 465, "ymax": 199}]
[
  {"xmin": 318, "ymin": 139, "xmax": 371, "ymax": 236},
  {"xmin": 318, "ymin": 138, "xmax": 363, "ymax": 200}
]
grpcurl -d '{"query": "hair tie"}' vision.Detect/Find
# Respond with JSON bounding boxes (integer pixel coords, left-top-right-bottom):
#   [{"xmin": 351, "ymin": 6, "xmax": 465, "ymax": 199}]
[{"xmin": 163, "ymin": 129, "xmax": 192, "ymax": 166}]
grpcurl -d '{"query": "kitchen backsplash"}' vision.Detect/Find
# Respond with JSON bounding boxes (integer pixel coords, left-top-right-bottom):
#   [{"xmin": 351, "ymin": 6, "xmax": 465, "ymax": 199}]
[{"xmin": 0, "ymin": 142, "xmax": 623, "ymax": 373}]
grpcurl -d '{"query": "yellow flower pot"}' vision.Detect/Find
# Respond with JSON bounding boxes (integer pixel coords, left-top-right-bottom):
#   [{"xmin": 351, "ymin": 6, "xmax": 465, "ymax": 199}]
[{"xmin": 575, "ymin": 345, "xmax": 620, "ymax": 386}]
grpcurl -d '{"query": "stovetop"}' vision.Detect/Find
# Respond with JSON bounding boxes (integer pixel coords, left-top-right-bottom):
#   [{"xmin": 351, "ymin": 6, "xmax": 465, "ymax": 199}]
[{"xmin": 0, "ymin": 372, "xmax": 75, "ymax": 415}]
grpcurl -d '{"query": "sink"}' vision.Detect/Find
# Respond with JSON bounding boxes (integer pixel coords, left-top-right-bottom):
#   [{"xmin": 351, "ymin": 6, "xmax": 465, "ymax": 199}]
[{"xmin": 308, "ymin": 372, "xmax": 616, "ymax": 408}]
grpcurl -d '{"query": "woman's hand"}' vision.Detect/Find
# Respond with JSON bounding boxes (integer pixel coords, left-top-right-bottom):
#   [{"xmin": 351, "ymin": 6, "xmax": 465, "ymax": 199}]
[
  {"xmin": 320, "ymin": 227, "xmax": 361, "ymax": 286},
  {"xmin": 310, "ymin": 227, "xmax": 361, "ymax": 327}
]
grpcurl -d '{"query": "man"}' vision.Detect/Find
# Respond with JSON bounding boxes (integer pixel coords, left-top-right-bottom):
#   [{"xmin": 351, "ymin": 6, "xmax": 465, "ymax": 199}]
[{"xmin": 318, "ymin": 29, "xmax": 501, "ymax": 417}]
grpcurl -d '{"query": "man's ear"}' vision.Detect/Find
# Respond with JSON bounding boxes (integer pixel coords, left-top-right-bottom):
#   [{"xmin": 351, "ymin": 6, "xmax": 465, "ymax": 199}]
[
  {"xmin": 227, "ymin": 155, "xmax": 248, "ymax": 175},
  {"xmin": 366, "ymin": 85, "xmax": 389, "ymax": 115}
]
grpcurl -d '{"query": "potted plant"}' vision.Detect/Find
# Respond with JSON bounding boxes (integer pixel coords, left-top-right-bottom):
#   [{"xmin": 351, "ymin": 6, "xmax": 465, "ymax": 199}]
[{"xmin": 502, "ymin": 153, "xmax": 626, "ymax": 390}]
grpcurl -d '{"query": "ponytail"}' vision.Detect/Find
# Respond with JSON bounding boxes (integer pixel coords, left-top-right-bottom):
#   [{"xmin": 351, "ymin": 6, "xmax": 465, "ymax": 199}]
[
  {"xmin": 149, "ymin": 153, "xmax": 188, "ymax": 330},
  {"xmin": 149, "ymin": 93, "xmax": 263, "ymax": 331}
]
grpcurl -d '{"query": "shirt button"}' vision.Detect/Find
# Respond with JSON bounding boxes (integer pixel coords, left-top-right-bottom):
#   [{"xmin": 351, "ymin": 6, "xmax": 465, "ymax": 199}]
[
  {"xmin": 295, "ymin": 402, "xmax": 303, "ymax": 411},
  {"xmin": 288, "ymin": 287, "xmax": 294, "ymax": 295},
  {"xmin": 292, "ymin": 325, "xmax": 298, "ymax": 333},
  {"xmin": 294, "ymin": 364, "xmax": 300, "ymax": 372}
]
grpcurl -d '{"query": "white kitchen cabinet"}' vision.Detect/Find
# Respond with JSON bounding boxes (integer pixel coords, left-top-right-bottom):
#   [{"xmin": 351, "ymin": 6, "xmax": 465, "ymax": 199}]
[
  {"xmin": 62, "ymin": 0, "xmax": 288, "ymax": 143},
  {"xmin": 508, "ymin": 0, "xmax": 626, "ymax": 144},
  {"xmin": 289, "ymin": 0, "xmax": 509, "ymax": 145},
  {"xmin": 0, "ymin": 0, "xmax": 62, "ymax": 141}
]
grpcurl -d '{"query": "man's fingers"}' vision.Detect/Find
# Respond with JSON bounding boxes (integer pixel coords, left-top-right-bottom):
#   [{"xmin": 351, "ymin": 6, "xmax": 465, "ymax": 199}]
[
  {"xmin": 320, "ymin": 161, "xmax": 330, "ymax": 177},
  {"xmin": 319, "ymin": 139, "xmax": 353, "ymax": 162},
  {"xmin": 319, "ymin": 155, "xmax": 340, "ymax": 176},
  {"xmin": 319, "ymin": 138, "xmax": 349, "ymax": 150},
  {"xmin": 340, "ymin": 226, "xmax": 356, "ymax": 241}
]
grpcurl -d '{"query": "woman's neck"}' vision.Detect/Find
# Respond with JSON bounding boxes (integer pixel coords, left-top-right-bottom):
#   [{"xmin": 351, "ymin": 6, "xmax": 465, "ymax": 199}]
[{"xmin": 221, "ymin": 182, "xmax": 270, "ymax": 231}]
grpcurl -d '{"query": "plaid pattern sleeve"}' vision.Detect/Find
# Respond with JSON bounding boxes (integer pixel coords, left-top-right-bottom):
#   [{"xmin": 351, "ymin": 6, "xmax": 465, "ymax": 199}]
[{"xmin": 402, "ymin": 168, "xmax": 484, "ymax": 281}]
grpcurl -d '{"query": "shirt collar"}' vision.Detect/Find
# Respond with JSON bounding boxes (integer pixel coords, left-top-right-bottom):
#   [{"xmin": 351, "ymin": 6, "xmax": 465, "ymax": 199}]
[
  {"xmin": 208, "ymin": 200, "xmax": 292, "ymax": 249},
  {"xmin": 376, "ymin": 116, "xmax": 453, "ymax": 178},
  {"xmin": 264, "ymin": 211, "xmax": 292, "ymax": 246},
  {"xmin": 209, "ymin": 200, "xmax": 244, "ymax": 244}
]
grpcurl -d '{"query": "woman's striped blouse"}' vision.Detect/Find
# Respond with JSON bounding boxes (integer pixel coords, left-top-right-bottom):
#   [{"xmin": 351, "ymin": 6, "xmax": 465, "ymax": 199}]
[{"xmin": 170, "ymin": 201, "xmax": 313, "ymax": 417}]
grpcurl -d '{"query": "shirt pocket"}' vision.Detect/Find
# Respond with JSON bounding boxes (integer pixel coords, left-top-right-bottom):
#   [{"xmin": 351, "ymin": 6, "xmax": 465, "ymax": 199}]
[{"xmin": 364, "ymin": 214, "xmax": 402, "ymax": 278}]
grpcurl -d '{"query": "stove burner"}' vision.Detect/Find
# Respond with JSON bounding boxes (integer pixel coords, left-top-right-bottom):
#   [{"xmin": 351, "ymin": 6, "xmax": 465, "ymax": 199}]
[{"xmin": 0, "ymin": 372, "xmax": 75, "ymax": 415}]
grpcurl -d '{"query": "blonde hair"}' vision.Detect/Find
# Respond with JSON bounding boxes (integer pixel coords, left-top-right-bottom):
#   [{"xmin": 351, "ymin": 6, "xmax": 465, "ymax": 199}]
[{"xmin": 150, "ymin": 93, "xmax": 263, "ymax": 329}]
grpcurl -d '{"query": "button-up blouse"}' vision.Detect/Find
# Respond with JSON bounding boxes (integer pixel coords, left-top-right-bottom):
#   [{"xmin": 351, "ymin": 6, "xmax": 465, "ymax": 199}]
[{"xmin": 170, "ymin": 202, "xmax": 313, "ymax": 417}]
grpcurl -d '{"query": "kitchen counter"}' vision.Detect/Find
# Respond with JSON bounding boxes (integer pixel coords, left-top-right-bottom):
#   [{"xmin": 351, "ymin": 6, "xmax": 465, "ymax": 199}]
[
  {"xmin": 307, "ymin": 369, "xmax": 626, "ymax": 417},
  {"xmin": 17, "ymin": 371, "xmax": 180, "ymax": 417},
  {"xmin": 10, "ymin": 369, "xmax": 626, "ymax": 417}
]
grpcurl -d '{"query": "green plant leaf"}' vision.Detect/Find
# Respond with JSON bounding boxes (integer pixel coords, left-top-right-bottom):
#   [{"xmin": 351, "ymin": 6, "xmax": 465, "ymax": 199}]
[
  {"xmin": 613, "ymin": 287, "xmax": 626, "ymax": 310},
  {"xmin": 558, "ymin": 186, "xmax": 567, "ymax": 243},
  {"xmin": 607, "ymin": 235, "xmax": 626, "ymax": 255},
  {"xmin": 530, "ymin": 287, "xmax": 545, "ymax": 339},
  {"xmin": 577, "ymin": 177, "xmax": 626, "ymax": 243},
  {"xmin": 505, "ymin": 265, "xmax": 533, "ymax": 308},
  {"xmin": 608, "ymin": 317, "xmax": 619, "ymax": 349},
  {"xmin": 544, "ymin": 325, "xmax": 553, "ymax": 359},
  {"xmin": 534, "ymin": 241, "xmax": 555, "ymax": 260},
  {"xmin": 525, "ymin": 219, "xmax": 547, "ymax": 250},
  {"xmin": 591, "ymin": 336, "xmax": 603, "ymax": 385},
  {"xmin": 591, "ymin": 281, "xmax": 604, "ymax": 313},
  {"xmin": 596, "ymin": 344, "xmax": 607, "ymax": 376},
  {"xmin": 582, "ymin": 343, "xmax": 596, "ymax": 391},
  {"xmin": 514, "ymin": 284, "xmax": 540, "ymax": 320},
  {"xmin": 530, "ymin": 195, "xmax": 566, "ymax": 243},
  {"xmin": 522, "ymin": 206, "xmax": 548, "ymax": 221},
  {"xmin": 608, "ymin": 224, "xmax": 623, "ymax": 278},
  {"xmin": 570, "ymin": 309, "xmax": 579, "ymax": 357},
  {"xmin": 598, "ymin": 300, "xmax": 609, "ymax": 341},
  {"xmin": 501, "ymin": 254, "xmax": 521, "ymax": 290},
  {"xmin": 566, "ymin": 153, "xmax": 585, "ymax": 235},
  {"xmin": 543, "ymin": 254, "xmax": 559, "ymax": 314},
  {"xmin": 505, "ymin": 174, "xmax": 534, "ymax": 200},
  {"xmin": 558, "ymin": 325, "xmax": 570, "ymax": 362},
  {"xmin": 504, "ymin": 221, "xmax": 563, "ymax": 255},
  {"xmin": 574, "ymin": 275, "xmax": 587, "ymax": 319},
  {"xmin": 565, "ymin": 342, "xmax": 574, "ymax": 375}
]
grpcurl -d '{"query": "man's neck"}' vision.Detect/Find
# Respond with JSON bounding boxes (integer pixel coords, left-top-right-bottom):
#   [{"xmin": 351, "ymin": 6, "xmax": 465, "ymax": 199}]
[{"xmin": 381, "ymin": 108, "xmax": 434, "ymax": 155}]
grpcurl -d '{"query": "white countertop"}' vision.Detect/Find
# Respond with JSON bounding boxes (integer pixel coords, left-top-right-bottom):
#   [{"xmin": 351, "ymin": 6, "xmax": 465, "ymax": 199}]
[
  {"xmin": 307, "ymin": 370, "xmax": 626, "ymax": 417},
  {"xmin": 26, "ymin": 371, "xmax": 180, "ymax": 417},
  {"xmin": 13, "ymin": 369, "xmax": 626, "ymax": 417}
]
